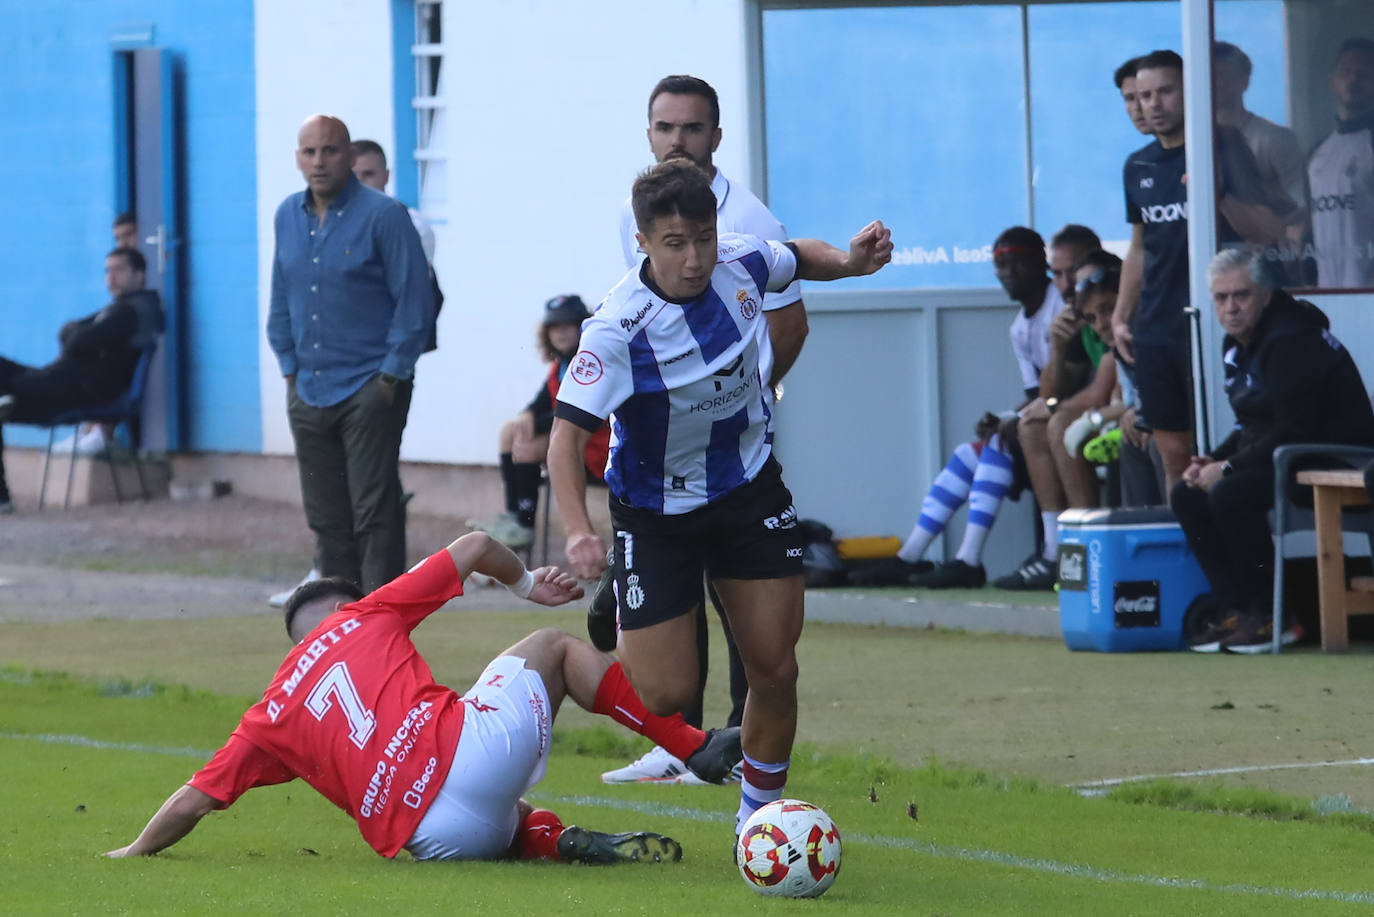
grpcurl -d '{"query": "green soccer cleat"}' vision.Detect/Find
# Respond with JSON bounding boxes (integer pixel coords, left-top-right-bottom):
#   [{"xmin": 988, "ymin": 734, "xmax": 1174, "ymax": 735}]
[
  {"xmin": 556, "ymin": 826, "xmax": 683, "ymax": 865},
  {"xmin": 1082, "ymin": 427, "xmax": 1122, "ymax": 465}
]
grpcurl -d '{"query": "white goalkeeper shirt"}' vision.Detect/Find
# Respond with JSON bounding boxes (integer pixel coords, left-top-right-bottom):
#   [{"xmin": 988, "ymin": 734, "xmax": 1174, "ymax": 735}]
[{"xmin": 556, "ymin": 233, "xmax": 798, "ymax": 515}]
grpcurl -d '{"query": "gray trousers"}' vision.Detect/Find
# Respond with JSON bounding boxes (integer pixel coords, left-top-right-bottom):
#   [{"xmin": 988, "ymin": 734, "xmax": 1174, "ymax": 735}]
[{"xmin": 288, "ymin": 376, "xmax": 412, "ymax": 592}]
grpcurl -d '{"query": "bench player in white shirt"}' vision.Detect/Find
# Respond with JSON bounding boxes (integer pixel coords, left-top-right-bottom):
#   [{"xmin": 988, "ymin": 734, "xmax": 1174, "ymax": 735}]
[
  {"xmin": 598, "ymin": 75, "xmax": 809, "ymax": 786},
  {"xmin": 549, "ymin": 159, "xmax": 891, "ymax": 835}
]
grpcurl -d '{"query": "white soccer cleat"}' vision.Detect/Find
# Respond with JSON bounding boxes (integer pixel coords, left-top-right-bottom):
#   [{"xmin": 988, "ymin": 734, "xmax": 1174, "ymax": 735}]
[
  {"xmin": 268, "ymin": 568, "xmax": 322, "ymax": 609},
  {"xmin": 601, "ymin": 745, "xmax": 691, "ymax": 784}
]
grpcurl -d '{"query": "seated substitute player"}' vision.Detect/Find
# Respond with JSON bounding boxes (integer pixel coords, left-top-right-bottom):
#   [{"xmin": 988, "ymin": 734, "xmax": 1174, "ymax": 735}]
[
  {"xmin": 547, "ymin": 159, "xmax": 892, "ymax": 836},
  {"xmin": 104, "ymin": 531, "xmax": 742, "ymax": 864},
  {"xmin": 468, "ymin": 294, "xmax": 610, "ymax": 550}
]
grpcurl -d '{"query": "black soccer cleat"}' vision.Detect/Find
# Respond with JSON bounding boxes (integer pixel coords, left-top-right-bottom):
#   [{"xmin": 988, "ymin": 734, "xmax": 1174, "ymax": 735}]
[
  {"xmin": 684, "ymin": 726, "xmax": 743, "ymax": 784},
  {"xmin": 587, "ymin": 547, "xmax": 618, "ymax": 652},
  {"xmin": 556, "ymin": 826, "xmax": 683, "ymax": 865}
]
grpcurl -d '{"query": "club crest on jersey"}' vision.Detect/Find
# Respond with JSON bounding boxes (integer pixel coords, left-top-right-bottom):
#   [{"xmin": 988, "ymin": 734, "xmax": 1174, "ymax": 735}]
[
  {"xmin": 569, "ymin": 350, "xmax": 603, "ymax": 385},
  {"xmin": 624, "ymin": 573, "xmax": 646, "ymax": 610},
  {"xmin": 736, "ymin": 289, "xmax": 759, "ymax": 320}
]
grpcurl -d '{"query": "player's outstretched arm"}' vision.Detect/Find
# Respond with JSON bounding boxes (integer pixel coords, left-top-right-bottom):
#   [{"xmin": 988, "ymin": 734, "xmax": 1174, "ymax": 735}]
[
  {"xmin": 792, "ymin": 221, "xmax": 893, "ymax": 283},
  {"xmin": 105, "ymin": 784, "xmax": 218, "ymax": 857},
  {"xmin": 446, "ymin": 531, "xmax": 586, "ymax": 607}
]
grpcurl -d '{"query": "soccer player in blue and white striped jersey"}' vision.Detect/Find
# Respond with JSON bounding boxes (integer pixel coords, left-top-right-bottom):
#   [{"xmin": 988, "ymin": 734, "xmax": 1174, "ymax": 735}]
[{"xmin": 549, "ymin": 159, "xmax": 891, "ymax": 837}]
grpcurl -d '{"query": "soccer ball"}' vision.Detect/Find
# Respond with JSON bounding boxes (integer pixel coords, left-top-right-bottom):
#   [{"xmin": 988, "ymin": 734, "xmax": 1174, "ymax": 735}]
[{"xmin": 735, "ymin": 798, "xmax": 842, "ymax": 898}]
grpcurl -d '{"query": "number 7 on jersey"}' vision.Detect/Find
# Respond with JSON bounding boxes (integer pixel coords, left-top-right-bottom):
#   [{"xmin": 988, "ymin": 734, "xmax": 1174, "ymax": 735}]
[{"xmin": 305, "ymin": 661, "xmax": 377, "ymax": 749}]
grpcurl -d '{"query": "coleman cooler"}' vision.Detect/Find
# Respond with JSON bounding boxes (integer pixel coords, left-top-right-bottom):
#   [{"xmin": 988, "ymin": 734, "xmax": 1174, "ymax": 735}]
[{"xmin": 1057, "ymin": 507, "xmax": 1210, "ymax": 652}]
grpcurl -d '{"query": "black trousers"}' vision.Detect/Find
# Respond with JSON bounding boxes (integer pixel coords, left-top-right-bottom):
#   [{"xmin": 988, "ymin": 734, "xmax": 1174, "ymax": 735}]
[
  {"xmin": 1170, "ymin": 464, "xmax": 1274, "ymax": 614},
  {"xmin": 288, "ymin": 377, "xmax": 412, "ymax": 592},
  {"xmin": 0, "ymin": 356, "xmax": 110, "ymax": 503}
]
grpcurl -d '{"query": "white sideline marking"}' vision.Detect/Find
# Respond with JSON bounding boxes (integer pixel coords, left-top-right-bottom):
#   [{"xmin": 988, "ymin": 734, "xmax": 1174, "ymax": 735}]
[
  {"xmin": 533, "ymin": 793, "xmax": 1374, "ymax": 906},
  {"xmin": 1074, "ymin": 757, "xmax": 1374, "ymax": 794},
  {"xmin": 0, "ymin": 732, "xmax": 213, "ymax": 758},
  {"xmin": 6, "ymin": 731, "xmax": 1374, "ymax": 906}
]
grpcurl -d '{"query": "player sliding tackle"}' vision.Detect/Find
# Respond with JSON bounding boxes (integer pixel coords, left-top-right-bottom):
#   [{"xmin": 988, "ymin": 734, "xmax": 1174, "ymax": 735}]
[
  {"xmin": 105, "ymin": 531, "xmax": 742, "ymax": 864},
  {"xmin": 550, "ymin": 159, "xmax": 892, "ymax": 835}
]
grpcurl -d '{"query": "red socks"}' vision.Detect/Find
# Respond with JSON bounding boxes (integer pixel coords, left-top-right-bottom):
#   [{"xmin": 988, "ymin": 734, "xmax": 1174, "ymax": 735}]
[
  {"xmin": 517, "ymin": 808, "xmax": 566, "ymax": 860},
  {"xmin": 592, "ymin": 661, "xmax": 705, "ymax": 762}
]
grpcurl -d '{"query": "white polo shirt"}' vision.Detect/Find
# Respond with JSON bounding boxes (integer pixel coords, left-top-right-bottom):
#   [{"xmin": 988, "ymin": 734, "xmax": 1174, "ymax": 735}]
[
  {"xmin": 1008, "ymin": 282, "xmax": 1066, "ymax": 395},
  {"xmin": 557, "ymin": 234, "xmax": 797, "ymax": 514},
  {"xmin": 1308, "ymin": 116, "xmax": 1374, "ymax": 289}
]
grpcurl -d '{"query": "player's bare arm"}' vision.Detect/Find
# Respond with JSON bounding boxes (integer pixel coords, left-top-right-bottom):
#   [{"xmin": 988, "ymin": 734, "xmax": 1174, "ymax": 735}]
[
  {"xmin": 547, "ymin": 419, "xmax": 604, "ymax": 580},
  {"xmin": 790, "ymin": 221, "xmax": 893, "ymax": 282},
  {"xmin": 765, "ymin": 302, "xmax": 809, "ymax": 389},
  {"xmin": 445, "ymin": 531, "xmax": 584, "ymax": 607},
  {"xmin": 105, "ymin": 784, "xmax": 218, "ymax": 857},
  {"xmin": 1112, "ymin": 224, "xmax": 1145, "ymax": 364}
]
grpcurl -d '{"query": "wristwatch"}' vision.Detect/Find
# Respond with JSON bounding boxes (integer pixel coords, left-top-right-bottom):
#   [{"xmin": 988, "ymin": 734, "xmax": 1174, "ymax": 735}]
[
  {"xmin": 1221, "ymin": 461, "xmax": 1234, "ymax": 477},
  {"xmin": 1045, "ymin": 397, "xmax": 1059, "ymax": 415},
  {"xmin": 1089, "ymin": 410, "xmax": 1104, "ymax": 427}
]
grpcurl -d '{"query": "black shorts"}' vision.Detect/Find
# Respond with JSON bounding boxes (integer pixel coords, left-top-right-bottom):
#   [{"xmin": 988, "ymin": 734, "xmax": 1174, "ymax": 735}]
[
  {"xmin": 608, "ymin": 457, "xmax": 804, "ymax": 630},
  {"xmin": 1132, "ymin": 337, "xmax": 1193, "ymax": 433}
]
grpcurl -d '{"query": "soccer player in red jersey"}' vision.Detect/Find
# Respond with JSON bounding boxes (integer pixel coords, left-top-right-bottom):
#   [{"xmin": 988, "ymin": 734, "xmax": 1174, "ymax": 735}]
[{"xmin": 105, "ymin": 531, "xmax": 741, "ymax": 864}]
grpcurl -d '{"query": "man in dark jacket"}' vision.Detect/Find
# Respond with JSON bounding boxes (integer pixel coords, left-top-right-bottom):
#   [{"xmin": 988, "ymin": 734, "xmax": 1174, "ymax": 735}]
[
  {"xmin": 0, "ymin": 247, "xmax": 164, "ymax": 512},
  {"xmin": 1173, "ymin": 247, "xmax": 1374, "ymax": 653}
]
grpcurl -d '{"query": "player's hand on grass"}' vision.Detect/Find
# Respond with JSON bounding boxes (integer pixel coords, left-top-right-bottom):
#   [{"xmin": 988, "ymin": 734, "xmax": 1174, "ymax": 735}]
[
  {"xmin": 847, "ymin": 221, "xmax": 893, "ymax": 276},
  {"xmin": 526, "ymin": 566, "xmax": 586, "ymax": 607},
  {"xmin": 565, "ymin": 531, "xmax": 608, "ymax": 581}
]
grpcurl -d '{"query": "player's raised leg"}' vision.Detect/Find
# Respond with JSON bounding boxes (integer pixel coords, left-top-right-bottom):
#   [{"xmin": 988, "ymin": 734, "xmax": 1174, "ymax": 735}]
[
  {"xmin": 491, "ymin": 626, "xmax": 741, "ymax": 784},
  {"xmin": 711, "ymin": 574, "xmax": 804, "ymax": 834}
]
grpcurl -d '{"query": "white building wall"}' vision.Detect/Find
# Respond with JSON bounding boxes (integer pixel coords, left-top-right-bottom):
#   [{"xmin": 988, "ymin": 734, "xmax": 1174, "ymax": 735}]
[
  {"xmin": 255, "ymin": 0, "xmax": 756, "ymax": 464},
  {"xmin": 254, "ymin": 0, "xmax": 400, "ymax": 455}
]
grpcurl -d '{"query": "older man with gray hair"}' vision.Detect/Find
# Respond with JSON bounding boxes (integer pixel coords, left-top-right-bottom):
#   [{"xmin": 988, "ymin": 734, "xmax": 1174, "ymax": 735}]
[{"xmin": 1174, "ymin": 248, "xmax": 1374, "ymax": 653}]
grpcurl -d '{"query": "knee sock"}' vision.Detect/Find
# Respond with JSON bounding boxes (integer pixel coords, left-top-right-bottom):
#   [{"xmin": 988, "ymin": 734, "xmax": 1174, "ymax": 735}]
[
  {"xmin": 499, "ymin": 453, "xmax": 518, "ymax": 515},
  {"xmin": 516, "ymin": 808, "xmax": 566, "ymax": 860},
  {"xmin": 511, "ymin": 461, "xmax": 542, "ymax": 528},
  {"xmin": 955, "ymin": 434, "xmax": 1013, "ymax": 565},
  {"xmin": 736, "ymin": 755, "xmax": 790, "ymax": 834},
  {"xmin": 593, "ymin": 662, "xmax": 705, "ymax": 763},
  {"xmin": 1041, "ymin": 511, "xmax": 1061, "ymax": 562},
  {"xmin": 898, "ymin": 441, "xmax": 978, "ymax": 563}
]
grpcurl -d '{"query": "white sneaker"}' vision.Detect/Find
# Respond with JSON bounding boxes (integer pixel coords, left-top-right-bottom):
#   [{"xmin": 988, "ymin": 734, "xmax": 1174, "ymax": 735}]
[
  {"xmin": 75, "ymin": 426, "xmax": 107, "ymax": 455},
  {"xmin": 601, "ymin": 745, "xmax": 691, "ymax": 784},
  {"xmin": 467, "ymin": 512, "xmax": 534, "ymax": 550},
  {"xmin": 268, "ymin": 568, "xmax": 321, "ymax": 608}
]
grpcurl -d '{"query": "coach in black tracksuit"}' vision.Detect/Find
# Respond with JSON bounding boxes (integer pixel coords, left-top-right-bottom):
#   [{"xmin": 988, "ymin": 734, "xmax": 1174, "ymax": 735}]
[{"xmin": 1172, "ymin": 248, "xmax": 1374, "ymax": 650}]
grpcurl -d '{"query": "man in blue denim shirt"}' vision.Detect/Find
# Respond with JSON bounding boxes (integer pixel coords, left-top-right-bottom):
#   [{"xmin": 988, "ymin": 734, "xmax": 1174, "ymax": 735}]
[{"xmin": 268, "ymin": 114, "xmax": 434, "ymax": 592}]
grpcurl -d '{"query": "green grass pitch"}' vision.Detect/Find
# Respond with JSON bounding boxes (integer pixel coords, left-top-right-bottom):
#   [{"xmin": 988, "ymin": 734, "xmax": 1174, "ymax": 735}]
[{"xmin": 6, "ymin": 669, "xmax": 1374, "ymax": 916}]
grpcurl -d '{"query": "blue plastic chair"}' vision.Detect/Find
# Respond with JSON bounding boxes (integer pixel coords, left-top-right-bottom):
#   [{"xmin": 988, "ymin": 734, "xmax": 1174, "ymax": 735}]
[{"xmin": 38, "ymin": 345, "xmax": 157, "ymax": 510}]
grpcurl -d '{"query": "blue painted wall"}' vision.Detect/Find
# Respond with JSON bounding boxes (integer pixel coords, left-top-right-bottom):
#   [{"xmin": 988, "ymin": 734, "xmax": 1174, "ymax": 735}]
[{"xmin": 0, "ymin": 1, "xmax": 259, "ymax": 452}]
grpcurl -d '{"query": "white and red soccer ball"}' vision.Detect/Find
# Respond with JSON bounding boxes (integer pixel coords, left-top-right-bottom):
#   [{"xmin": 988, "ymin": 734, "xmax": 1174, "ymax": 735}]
[{"xmin": 735, "ymin": 798, "xmax": 842, "ymax": 898}]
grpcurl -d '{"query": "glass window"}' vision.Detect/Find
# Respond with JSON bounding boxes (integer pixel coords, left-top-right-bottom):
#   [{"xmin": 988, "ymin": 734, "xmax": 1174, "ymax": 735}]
[
  {"xmin": 1214, "ymin": 0, "xmax": 1374, "ymax": 290},
  {"xmin": 762, "ymin": 5, "xmax": 1029, "ymax": 290},
  {"xmin": 413, "ymin": 0, "xmax": 446, "ymax": 213}
]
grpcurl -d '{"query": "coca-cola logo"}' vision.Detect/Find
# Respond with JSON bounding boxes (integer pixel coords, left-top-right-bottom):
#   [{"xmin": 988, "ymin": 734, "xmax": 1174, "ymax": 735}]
[{"xmin": 1114, "ymin": 580, "xmax": 1161, "ymax": 629}]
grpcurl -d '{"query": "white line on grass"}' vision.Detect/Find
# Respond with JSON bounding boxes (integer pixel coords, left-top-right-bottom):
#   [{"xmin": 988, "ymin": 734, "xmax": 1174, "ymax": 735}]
[
  {"xmin": 0, "ymin": 732, "xmax": 214, "ymax": 758},
  {"xmin": 7, "ymin": 731, "xmax": 1373, "ymax": 906},
  {"xmin": 1074, "ymin": 757, "xmax": 1374, "ymax": 794},
  {"xmin": 536, "ymin": 793, "xmax": 1374, "ymax": 906}
]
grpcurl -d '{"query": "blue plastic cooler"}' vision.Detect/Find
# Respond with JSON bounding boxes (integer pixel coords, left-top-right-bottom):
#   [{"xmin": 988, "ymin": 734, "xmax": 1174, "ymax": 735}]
[{"xmin": 1057, "ymin": 507, "xmax": 1211, "ymax": 652}]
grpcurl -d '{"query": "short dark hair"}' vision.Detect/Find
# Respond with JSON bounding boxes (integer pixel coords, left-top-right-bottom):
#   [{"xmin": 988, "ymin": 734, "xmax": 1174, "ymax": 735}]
[
  {"xmin": 1136, "ymin": 49, "xmax": 1184, "ymax": 77},
  {"xmin": 1075, "ymin": 249, "xmax": 1124, "ymax": 297},
  {"xmin": 1050, "ymin": 224, "xmax": 1102, "ymax": 253},
  {"xmin": 1114, "ymin": 57, "xmax": 1142, "ymax": 89},
  {"xmin": 648, "ymin": 75, "xmax": 721, "ymax": 129},
  {"xmin": 993, "ymin": 226, "xmax": 1046, "ymax": 265},
  {"xmin": 282, "ymin": 576, "xmax": 364, "ymax": 638},
  {"xmin": 107, "ymin": 247, "xmax": 146, "ymax": 274},
  {"xmin": 1213, "ymin": 41, "xmax": 1252, "ymax": 78},
  {"xmin": 1336, "ymin": 37, "xmax": 1374, "ymax": 64},
  {"xmin": 113, "ymin": 211, "xmax": 136, "ymax": 229},
  {"xmin": 350, "ymin": 138, "xmax": 387, "ymax": 165},
  {"xmin": 631, "ymin": 159, "xmax": 717, "ymax": 236}
]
